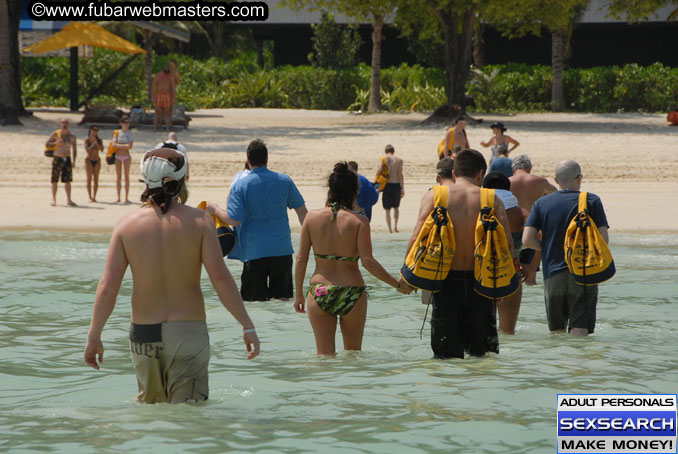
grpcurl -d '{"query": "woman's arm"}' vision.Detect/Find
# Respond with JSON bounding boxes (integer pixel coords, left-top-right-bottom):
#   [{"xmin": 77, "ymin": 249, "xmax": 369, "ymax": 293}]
[
  {"xmin": 294, "ymin": 218, "xmax": 312, "ymax": 313},
  {"xmin": 506, "ymin": 135, "xmax": 520, "ymax": 153},
  {"xmin": 356, "ymin": 219, "xmax": 400, "ymax": 289}
]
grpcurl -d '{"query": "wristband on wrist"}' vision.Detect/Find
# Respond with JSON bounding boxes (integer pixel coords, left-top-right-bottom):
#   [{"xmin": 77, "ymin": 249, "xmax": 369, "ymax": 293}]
[{"xmin": 243, "ymin": 328, "xmax": 256, "ymax": 334}]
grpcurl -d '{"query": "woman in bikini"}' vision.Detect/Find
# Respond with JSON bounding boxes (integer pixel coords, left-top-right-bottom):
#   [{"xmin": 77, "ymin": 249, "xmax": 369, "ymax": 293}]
[
  {"xmin": 294, "ymin": 162, "xmax": 411, "ymax": 356},
  {"xmin": 480, "ymin": 122, "xmax": 520, "ymax": 164},
  {"xmin": 113, "ymin": 116, "xmax": 134, "ymax": 203},
  {"xmin": 84, "ymin": 125, "xmax": 104, "ymax": 202}
]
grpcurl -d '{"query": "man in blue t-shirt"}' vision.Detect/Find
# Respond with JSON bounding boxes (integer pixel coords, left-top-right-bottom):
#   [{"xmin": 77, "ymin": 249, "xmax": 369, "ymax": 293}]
[
  {"xmin": 523, "ymin": 160, "xmax": 610, "ymax": 337},
  {"xmin": 208, "ymin": 139, "xmax": 307, "ymax": 301},
  {"xmin": 348, "ymin": 161, "xmax": 378, "ymax": 221}
]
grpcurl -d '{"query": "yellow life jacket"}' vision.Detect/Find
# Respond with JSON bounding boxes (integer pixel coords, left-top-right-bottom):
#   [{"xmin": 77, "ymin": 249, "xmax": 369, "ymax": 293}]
[
  {"xmin": 564, "ymin": 192, "xmax": 615, "ymax": 285},
  {"xmin": 437, "ymin": 128, "xmax": 453, "ymax": 159},
  {"xmin": 197, "ymin": 201, "xmax": 237, "ymax": 257},
  {"xmin": 44, "ymin": 130, "xmax": 61, "ymax": 157},
  {"xmin": 373, "ymin": 156, "xmax": 390, "ymax": 191},
  {"xmin": 400, "ymin": 185, "xmax": 455, "ymax": 291},
  {"xmin": 473, "ymin": 188, "xmax": 520, "ymax": 298}
]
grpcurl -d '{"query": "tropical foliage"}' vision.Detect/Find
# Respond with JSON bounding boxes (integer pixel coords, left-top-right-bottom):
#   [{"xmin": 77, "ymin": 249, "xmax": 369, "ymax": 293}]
[{"xmin": 21, "ymin": 50, "xmax": 678, "ymax": 113}]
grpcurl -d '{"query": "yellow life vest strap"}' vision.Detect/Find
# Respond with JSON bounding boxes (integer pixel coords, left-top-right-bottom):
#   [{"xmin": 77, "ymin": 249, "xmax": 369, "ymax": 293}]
[
  {"xmin": 480, "ymin": 187, "xmax": 494, "ymax": 210},
  {"xmin": 433, "ymin": 184, "xmax": 448, "ymax": 208},
  {"xmin": 578, "ymin": 191, "xmax": 588, "ymax": 212}
]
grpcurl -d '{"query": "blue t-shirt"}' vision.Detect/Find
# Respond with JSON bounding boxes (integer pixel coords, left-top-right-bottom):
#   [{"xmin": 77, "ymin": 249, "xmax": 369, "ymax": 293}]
[
  {"xmin": 357, "ymin": 174, "xmax": 379, "ymax": 221},
  {"xmin": 525, "ymin": 190, "xmax": 609, "ymax": 279},
  {"xmin": 227, "ymin": 167, "xmax": 305, "ymax": 262}
]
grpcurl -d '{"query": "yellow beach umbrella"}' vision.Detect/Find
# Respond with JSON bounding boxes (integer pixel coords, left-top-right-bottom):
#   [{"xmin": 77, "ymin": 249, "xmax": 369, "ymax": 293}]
[{"xmin": 23, "ymin": 22, "xmax": 145, "ymax": 55}]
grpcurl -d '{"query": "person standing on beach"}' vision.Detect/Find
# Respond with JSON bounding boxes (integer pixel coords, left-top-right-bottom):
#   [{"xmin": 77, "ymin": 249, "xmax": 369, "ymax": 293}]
[
  {"xmin": 84, "ymin": 148, "xmax": 260, "ymax": 403},
  {"xmin": 155, "ymin": 131, "xmax": 189, "ymax": 181},
  {"xmin": 152, "ymin": 66, "xmax": 176, "ymax": 132},
  {"xmin": 509, "ymin": 155, "xmax": 557, "ymax": 284},
  {"xmin": 522, "ymin": 160, "xmax": 609, "ymax": 337},
  {"xmin": 46, "ymin": 118, "xmax": 77, "ymax": 206},
  {"xmin": 439, "ymin": 117, "xmax": 470, "ymax": 159},
  {"xmin": 83, "ymin": 125, "xmax": 103, "ymax": 202},
  {"xmin": 207, "ymin": 139, "xmax": 308, "ymax": 301},
  {"xmin": 348, "ymin": 161, "xmax": 378, "ymax": 221},
  {"xmin": 112, "ymin": 116, "xmax": 134, "ymax": 204},
  {"xmin": 294, "ymin": 162, "xmax": 411, "ymax": 355},
  {"xmin": 480, "ymin": 122, "xmax": 520, "ymax": 164},
  {"xmin": 402, "ymin": 150, "xmax": 513, "ymax": 359},
  {"xmin": 375, "ymin": 145, "xmax": 404, "ymax": 233}
]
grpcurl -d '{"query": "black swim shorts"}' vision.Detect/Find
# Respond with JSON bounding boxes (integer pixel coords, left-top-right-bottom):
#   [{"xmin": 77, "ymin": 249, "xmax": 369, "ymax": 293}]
[
  {"xmin": 382, "ymin": 183, "xmax": 401, "ymax": 209},
  {"xmin": 431, "ymin": 270, "xmax": 499, "ymax": 359},
  {"xmin": 241, "ymin": 254, "xmax": 293, "ymax": 301}
]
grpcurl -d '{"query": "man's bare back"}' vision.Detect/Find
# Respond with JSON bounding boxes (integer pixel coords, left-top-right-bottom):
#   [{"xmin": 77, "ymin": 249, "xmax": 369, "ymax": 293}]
[
  {"xmin": 510, "ymin": 170, "xmax": 557, "ymax": 211},
  {"xmin": 115, "ymin": 203, "xmax": 213, "ymax": 323},
  {"xmin": 385, "ymin": 155, "xmax": 403, "ymax": 184},
  {"xmin": 408, "ymin": 179, "xmax": 512, "ymax": 271}
]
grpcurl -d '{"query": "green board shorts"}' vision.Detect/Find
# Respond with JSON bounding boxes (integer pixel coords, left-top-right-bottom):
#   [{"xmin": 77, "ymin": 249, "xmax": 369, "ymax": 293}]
[
  {"xmin": 129, "ymin": 320, "xmax": 210, "ymax": 404},
  {"xmin": 544, "ymin": 269, "xmax": 598, "ymax": 333}
]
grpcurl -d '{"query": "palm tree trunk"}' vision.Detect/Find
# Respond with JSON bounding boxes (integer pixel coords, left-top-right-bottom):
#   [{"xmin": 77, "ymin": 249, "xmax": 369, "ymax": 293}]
[
  {"xmin": 439, "ymin": 7, "xmax": 474, "ymax": 108},
  {"xmin": 0, "ymin": 0, "xmax": 21, "ymax": 125},
  {"xmin": 368, "ymin": 14, "xmax": 383, "ymax": 113},
  {"xmin": 551, "ymin": 28, "xmax": 566, "ymax": 112}
]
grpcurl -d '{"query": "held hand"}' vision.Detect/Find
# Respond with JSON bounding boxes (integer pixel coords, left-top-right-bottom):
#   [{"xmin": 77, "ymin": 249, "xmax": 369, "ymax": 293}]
[
  {"xmin": 294, "ymin": 294, "xmax": 306, "ymax": 313},
  {"xmin": 400, "ymin": 190, "xmax": 405, "ymax": 199},
  {"xmin": 84, "ymin": 338, "xmax": 104, "ymax": 370},
  {"xmin": 243, "ymin": 331, "xmax": 260, "ymax": 359},
  {"xmin": 397, "ymin": 278, "xmax": 414, "ymax": 295},
  {"xmin": 520, "ymin": 263, "xmax": 535, "ymax": 283}
]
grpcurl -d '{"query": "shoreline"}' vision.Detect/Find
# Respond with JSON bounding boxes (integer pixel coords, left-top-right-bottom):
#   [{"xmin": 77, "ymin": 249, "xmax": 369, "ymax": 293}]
[{"xmin": 3, "ymin": 108, "xmax": 677, "ymax": 234}]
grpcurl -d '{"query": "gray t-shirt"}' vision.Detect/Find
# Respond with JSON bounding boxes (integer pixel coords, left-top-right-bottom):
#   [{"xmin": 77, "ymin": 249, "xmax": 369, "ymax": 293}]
[{"xmin": 116, "ymin": 129, "xmax": 134, "ymax": 144}]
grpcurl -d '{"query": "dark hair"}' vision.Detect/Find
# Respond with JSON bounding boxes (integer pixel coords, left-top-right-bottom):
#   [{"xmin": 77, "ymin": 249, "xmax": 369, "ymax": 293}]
[
  {"xmin": 385, "ymin": 144, "xmax": 394, "ymax": 154},
  {"xmin": 482, "ymin": 171, "xmax": 511, "ymax": 191},
  {"xmin": 454, "ymin": 116, "xmax": 465, "ymax": 125},
  {"xmin": 120, "ymin": 116, "xmax": 130, "ymax": 123},
  {"xmin": 170, "ymin": 58, "xmax": 177, "ymax": 65},
  {"xmin": 140, "ymin": 179, "xmax": 187, "ymax": 214},
  {"xmin": 247, "ymin": 139, "xmax": 268, "ymax": 167},
  {"xmin": 327, "ymin": 162, "xmax": 358, "ymax": 209},
  {"xmin": 436, "ymin": 157, "xmax": 454, "ymax": 179},
  {"xmin": 454, "ymin": 149, "xmax": 487, "ymax": 178},
  {"xmin": 348, "ymin": 161, "xmax": 358, "ymax": 172}
]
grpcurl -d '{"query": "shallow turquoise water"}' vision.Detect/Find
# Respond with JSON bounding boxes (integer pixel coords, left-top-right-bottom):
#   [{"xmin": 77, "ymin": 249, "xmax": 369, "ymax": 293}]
[{"xmin": 0, "ymin": 231, "xmax": 676, "ymax": 454}]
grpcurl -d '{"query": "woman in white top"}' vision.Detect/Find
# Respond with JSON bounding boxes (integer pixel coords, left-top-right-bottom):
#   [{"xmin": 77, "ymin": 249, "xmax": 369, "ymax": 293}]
[{"xmin": 113, "ymin": 116, "xmax": 134, "ymax": 203}]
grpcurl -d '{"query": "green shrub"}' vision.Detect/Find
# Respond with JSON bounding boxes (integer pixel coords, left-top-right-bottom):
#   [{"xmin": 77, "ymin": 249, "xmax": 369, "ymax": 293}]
[{"xmin": 21, "ymin": 53, "xmax": 678, "ymax": 113}]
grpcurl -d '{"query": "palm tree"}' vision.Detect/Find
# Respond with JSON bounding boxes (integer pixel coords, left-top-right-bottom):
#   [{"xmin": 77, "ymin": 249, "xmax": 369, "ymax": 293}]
[{"xmin": 0, "ymin": 0, "xmax": 23, "ymax": 125}]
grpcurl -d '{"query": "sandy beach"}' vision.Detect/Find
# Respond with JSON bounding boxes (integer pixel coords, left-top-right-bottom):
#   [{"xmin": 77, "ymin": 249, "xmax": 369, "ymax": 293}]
[{"xmin": 1, "ymin": 108, "xmax": 677, "ymax": 233}]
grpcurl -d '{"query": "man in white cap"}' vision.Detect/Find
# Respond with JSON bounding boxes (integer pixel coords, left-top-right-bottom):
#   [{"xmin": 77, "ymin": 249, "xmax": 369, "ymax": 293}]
[{"xmin": 84, "ymin": 148, "xmax": 260, "ymax": 403}]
